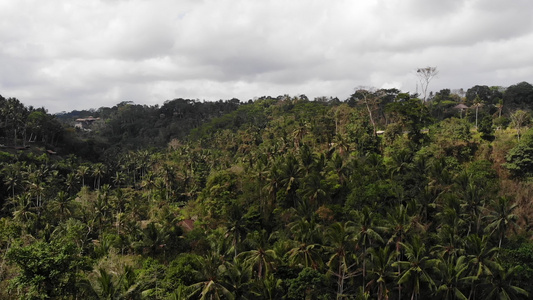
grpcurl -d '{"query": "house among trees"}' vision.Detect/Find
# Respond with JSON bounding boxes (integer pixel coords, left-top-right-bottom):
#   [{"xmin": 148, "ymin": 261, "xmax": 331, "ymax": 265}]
[
  {"xmin": 74, "ymin": 116, "xmax": 100, "ymax": 130},
  {"xmin": 453, "ymin": 103, "xmax": 469, "ymax": 118}
]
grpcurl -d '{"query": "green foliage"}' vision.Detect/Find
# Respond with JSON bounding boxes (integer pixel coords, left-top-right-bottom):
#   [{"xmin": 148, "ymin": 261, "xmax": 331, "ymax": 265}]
[
  {"xmin": 504, "ymin": 81, "xmax": 533, "ymax": 108},
  {"xmin": 494, "ymin": 116, "xmax": 510, "ymax": 129},
  {"xmin": 466, "ymin": 85, "xmax": 501, "ymax": 105},
  {"xmin": 505, "ymin": 127, "xmax": 533, "ymax": 177},
  {"xmin": 386, "ymin": 98, "xmax": 433, "ymax": 146},
  {"xmin": 7, "ymin": 241, "xmax": 90, "ymax": 299},
  {"xmin": 287, "ymin": 267, "xmax": 333, "ymax": 300},
  {"xmin": 161, "ymin": 253, "xmax": 201, "ymax": 293},
  {"xmin": 478, "ymin": 114, "xmax": 495, "ymax": 141},
  {"xmin": 500, "ymin": 238, "xmax": 533, "ymax": 296},
  {"xmin": 425, "ymin": 118, "xmax": 475, "ymax": 161}
]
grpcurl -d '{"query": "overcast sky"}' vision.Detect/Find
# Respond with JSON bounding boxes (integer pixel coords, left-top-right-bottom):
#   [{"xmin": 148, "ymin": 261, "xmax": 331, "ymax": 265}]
[{"xmin": 1, "ymin": 0, "xmax": 532, "ymax": 113}]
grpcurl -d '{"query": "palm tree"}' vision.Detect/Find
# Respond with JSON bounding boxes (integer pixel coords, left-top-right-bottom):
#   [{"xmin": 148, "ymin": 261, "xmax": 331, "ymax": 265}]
[
  {"xmin": 288, "ymin": 217, "xmax": 323, "ymax": 245},
  {"xmin": 485, "ymin": 197, "xmax": 519, "ymax": 249},
  {"xmin": 495, "ymin": 99, "xmax": 504, "ymax": 118},
  {"xmin": 385, "ymin": 204, "xmax": 423, "ymax": 299},
  {"xmin": 221, "ymin": 258, "xmax": 254, "ymax": 299},
  {"xmin": 135, "ymin": 149, "xmax": 152, "ymax": 181},
  {"xmin": 262, "ymin": 159, "xmax": 282, "ymax": 211},
  {"xmin": 300, "ymin": 172, "xmax": 328, "ymax": 210},
  {"xmin": 251, "ymin": 273, "xmax": 284, "ymax": 300},
  {"xmin": 330, "ymin": 152, "xmax": 351, "ymax": 187},
  {"xmin": 159, "ymin": 163, "xmax": 177, "ymax": 201},
  {"xmin": 472, "ymin": 95, "xmax": 483, "ymax": 128},
  {"xmin": 90, "ymin": 268, "xmax": 118, "ymax": 299},
  {"xmin": 287, "ymin": 240, "xmax": 323, "ymax": 271},
  {"xmin": 238, "ymin": 230, "xmax": 278, "ymax": 279},
  {"xmin": 65, "ymin": 172, "xmax": 78, "ymax": 196},
  {"xmin": 393, "ymin": 236, "xmax": 436, "ymax": 300},
  {"xmin": 138, "ymin": 222, "xmax": 169, "ymax": 256},
  {"xmin": 434, "ymin": 194, "xmax": 466, "ymax": 261},
  {"xmin": 188, "ymin": 254, "xmax": 235, "ymax": 300},
  {"xmin": 355, "ymin": 206, "xmax": 385, "ymax": 293},
  {"xmin": 415, "ymin": 185, "xmax": 441, "ymax": 224},
  {"xmin": 140, "ymin": 171, "xmax": 156, "ymax": 200},
  {"xmin": 279, "ymin": 154, "xmax": 303, "ymax": 208},
  {"xmin": 2, "ymin": 163, "xmax": 22, "ymax": 199},
  {"xmin": 225, "ymin": 203, "xmax": 249, "ymax": 259},
  {"xmin": 367, "ymin": 246, "xmax": 398, "ymax": 300},
  {"xmin": 464, "ymin": 234, "xmax": 501, "ymax": 299},
  {"xmin": 325, "ymin": 221, "xmax": 359, "ymax": 299},
  {"xmin": 50, "ymin": 191, "xmax": 73, "ymax": 222},
  {"xmin": 29, "ymin": 181, "xmax": 46, "ymax": 209},
  {"xmin": 77, "ymin": 165, "xmax": 90, "ymax": 187},
  {"xmin": 299, "ymin": 143, "xmax": 315, "ymax": 175},
  {"xmin": 83, "ymin": 266, "xmax": 141, "ymax": 300},
  {"xmin": 112, "ymin": 171, "xmax": 124, "ymax": 188},
  {"xmin": 92, "ymin": 163, "xmax": 107, "ymax": 190},
  {"xmin": 11, "ymin": 193, "xmax": 36, "ymax": 226},
  {"xmin": 455, "ymin": 171, "xmax": 486, "ymax": 236},
  {"xmin": 111, "ymin": 188, "xmax": 126, "ymax": 215},
  {"xmin": 479, "ymin": 266, "xmax": 528, "ymax": 300},
  {"xmin": 432, "ymin": 255, "xmax": 470, "ymax": 300}
]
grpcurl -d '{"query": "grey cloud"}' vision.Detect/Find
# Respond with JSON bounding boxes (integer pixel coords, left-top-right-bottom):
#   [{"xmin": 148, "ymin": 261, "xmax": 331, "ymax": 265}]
[{"xmin": 1, "ymin": 0, "xmax": 533, "ymax": 112}]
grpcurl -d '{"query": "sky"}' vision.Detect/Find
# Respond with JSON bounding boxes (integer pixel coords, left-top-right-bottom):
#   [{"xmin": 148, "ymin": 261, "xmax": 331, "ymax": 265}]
[{"xmin": 1, "ymin": 0, "xmax": 533, "ymax": 113}]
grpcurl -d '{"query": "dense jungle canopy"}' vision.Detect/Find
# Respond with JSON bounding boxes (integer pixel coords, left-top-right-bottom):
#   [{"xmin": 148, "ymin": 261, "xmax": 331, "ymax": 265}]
[{"xmin": 1, "ymin": 82, "xmax": 533, "ymax": 299}]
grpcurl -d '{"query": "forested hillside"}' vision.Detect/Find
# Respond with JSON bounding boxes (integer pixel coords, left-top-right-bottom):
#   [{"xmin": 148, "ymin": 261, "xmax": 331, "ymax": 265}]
[{"xmin": 2, "ymin": 83, "xmax": 533, "ymax": 299}]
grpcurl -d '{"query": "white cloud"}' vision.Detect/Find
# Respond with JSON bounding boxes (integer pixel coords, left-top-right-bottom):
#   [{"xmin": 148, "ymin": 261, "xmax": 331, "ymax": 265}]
[{"xmin": 1, "ymin": 0, "xmax": 532, "ymax": 112}]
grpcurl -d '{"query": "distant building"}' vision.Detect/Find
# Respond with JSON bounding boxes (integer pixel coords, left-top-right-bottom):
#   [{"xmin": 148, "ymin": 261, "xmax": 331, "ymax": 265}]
[
  {"xmin": 453, "ymin": 104, "xmax": 469, "ymax": 118},
  {"xmin": 74, "ymin": 116, "xmax": 100, "ymax": 130},
  {"xmin": 453, "ymin": 104, "xmax": 469, "ymax": 110}
]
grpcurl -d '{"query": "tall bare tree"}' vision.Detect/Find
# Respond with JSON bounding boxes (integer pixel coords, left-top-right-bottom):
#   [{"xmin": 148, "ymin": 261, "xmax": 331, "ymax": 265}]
[
  {"xmin": 351, "ymin": 87, "xmax": 385, "ymax": 136},
  {"xmin": 416, "ymin": 66, "xmax": 439, "ymax": 102},
  {"xmin": 510, "ymin": 109, "xmax": 530, "ymax": 140}
]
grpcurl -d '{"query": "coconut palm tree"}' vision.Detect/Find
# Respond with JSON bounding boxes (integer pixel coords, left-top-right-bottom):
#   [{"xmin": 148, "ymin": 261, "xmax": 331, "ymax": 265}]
[
  {"xmin": 238, "ymin": 230, "xmax": 278, "ymax": 280},
  {"xmin": 77, "ymin": 165, "xmax": 90, "ymax": 188},
  {"xmin": 2, "ymin": 162, "xmax": 22, "ymax": 199},
  {"xmin": 111, "ymin": 171, "xmax": 124, "ymax": 188},
  {"xmin": 188, "ymin": 254, "xmax": 235, "ymax": 300},
  {"xmin": 479, "ymin": 266, "xmax": 528, "ymax": 300},
  {"xmin": 432, "ymin": 255, "xmax": 470, "ymax": 300},
  {"xmin": 225, "ymin": 203, "xmax": 249, "ymax": 259},
  {"xmin": 463, "ymin": 234, "xmax": 501, "ymax": 299},
  {"xmin": 11, "ymin": 193, "xmax": 36, "ymax": 228},
  {"xmin": 485, "ymin": 197, "xmax": 519, "ymax": 249},
  {"xmin": 287, "ymin": 240, "xmax": 323, "ymax": 271},
  {"xmin": 221, "ymin": 258, "xmax": 254, "ymax": 299},
  {"xmin": 82, "ymin": 266, "xmax": 142, "ymax": 300},
  {"xmin": 251, "ymin": 273, "xmax": 284, "ymax": 300},
  {"xmin": 279, "ymin": 154, "xmax": 303, "ymax": 208},
  {"xmin": 393, "ymin": 236, "xmax": 436, "ymax": 300},
  {"xmin": 49, "ymin": 191, "xmax": 73, "ymax": 222},
  {"xmin": 367, "ymin": 246, "xmax": 398, "ymax": 300},
  {"xmin": 65, "ymin": 172, "xmax": 78, "ymax": 196},
  {"xmin": 325, "ymin": 221, "xmax": 359, "ymax": 299},
  {"xmin": 92, "ymin": 163, "xmax": 107, "ymax": 190},
  {"xmin": 300, "ymin": 172, "xmax": 328, "ymax": 210},
  {"xmin": 385, "ymin": 204, "xmax": 423, "ymax": 299},
  {"xmin": 354, "ymin": 206, "xmax": 385, "ymax": 293}
]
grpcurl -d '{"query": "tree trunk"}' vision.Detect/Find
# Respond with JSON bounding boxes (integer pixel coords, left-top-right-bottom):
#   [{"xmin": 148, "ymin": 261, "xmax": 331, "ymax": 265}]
[{"xmin": 365, "ymin": 101, "xmax": 377, "ymax": 136}]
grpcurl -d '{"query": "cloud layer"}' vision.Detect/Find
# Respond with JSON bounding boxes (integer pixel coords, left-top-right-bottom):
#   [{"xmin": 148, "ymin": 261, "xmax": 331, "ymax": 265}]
[{"xmin": 1, "ymin": 0, "xmax": 532, "ymax": 112}]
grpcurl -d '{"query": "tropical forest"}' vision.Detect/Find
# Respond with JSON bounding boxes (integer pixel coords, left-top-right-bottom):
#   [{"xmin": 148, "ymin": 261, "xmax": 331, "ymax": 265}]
[{"xmin": 2, "ymin": 81, "xmax": 533, "ymax": 299}]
